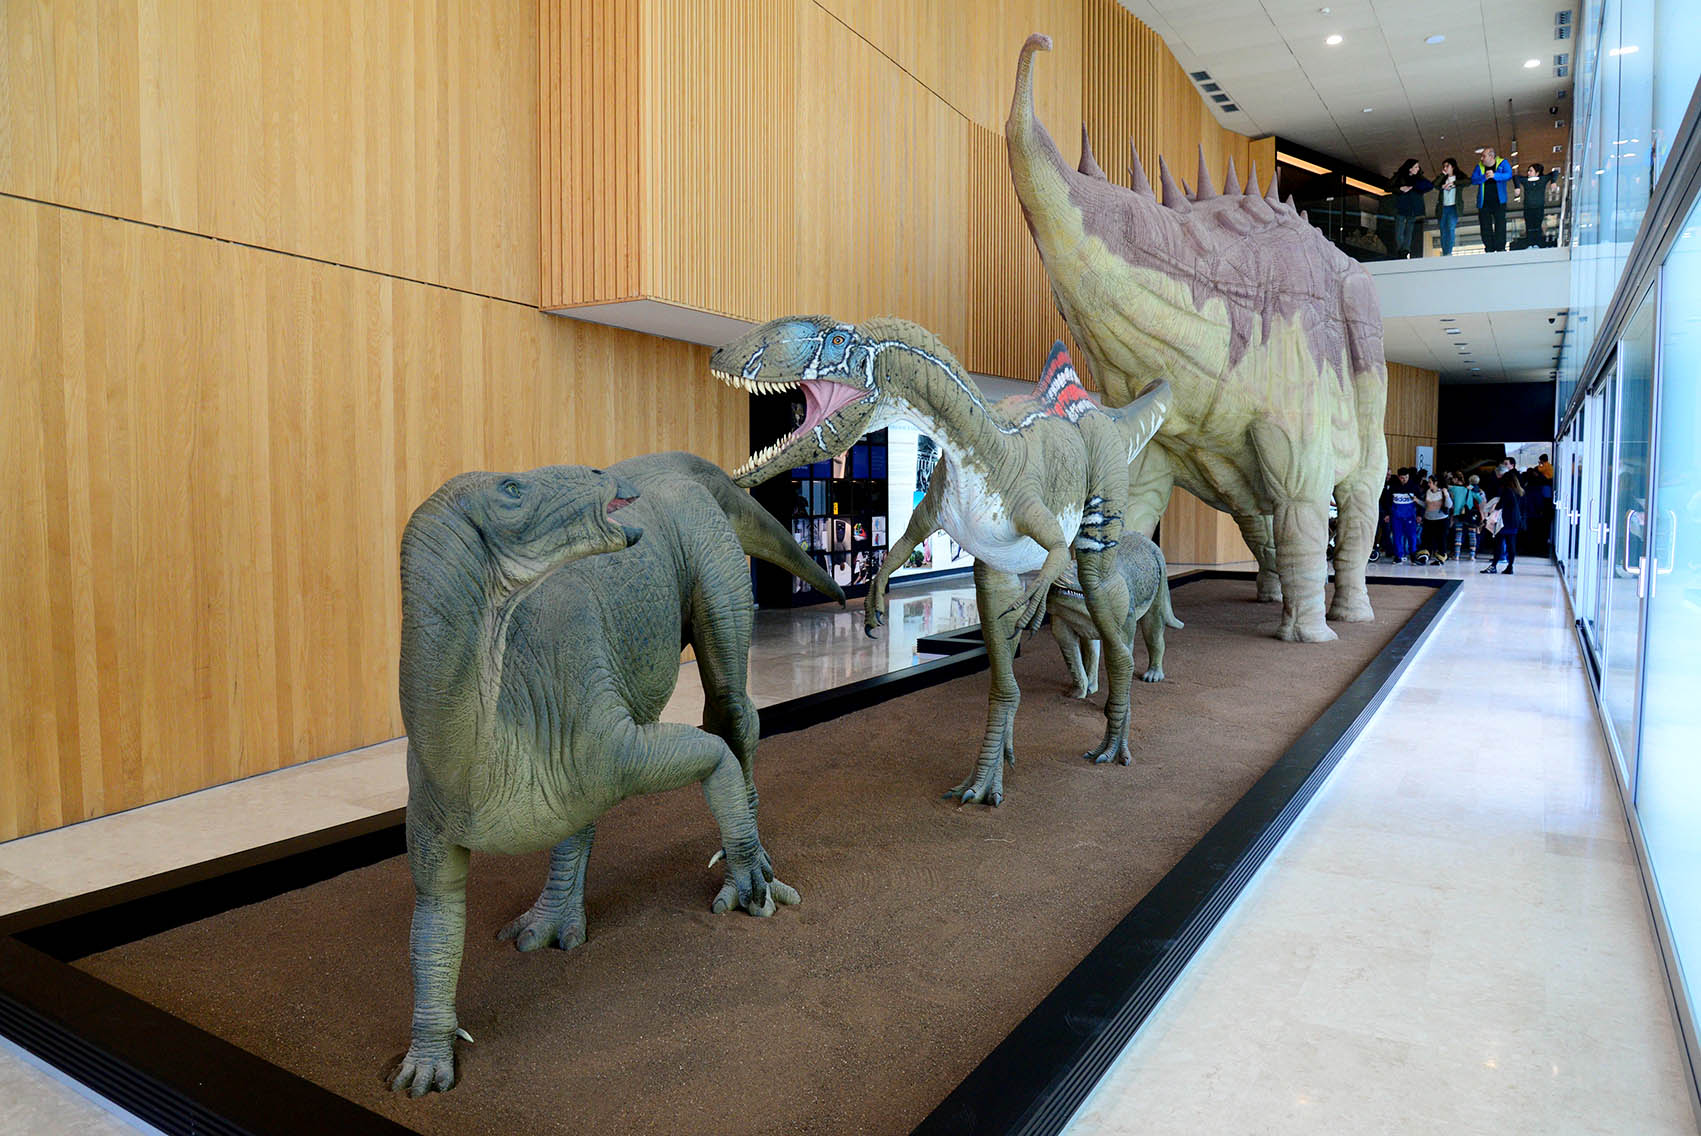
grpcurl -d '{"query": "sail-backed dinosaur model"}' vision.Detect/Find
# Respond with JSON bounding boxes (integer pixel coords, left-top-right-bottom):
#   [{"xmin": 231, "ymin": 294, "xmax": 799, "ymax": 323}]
[
  {"xmin": 1008, "ymin": 34, "xmax": 1388, "ymax": 642},
  {"xmin": 390, "ymin": 453, "xmax": 835, "ymax": 1095},
  {"xmin": 712, "ymin": 318, "xmax": 1167, "ymax": 804}
]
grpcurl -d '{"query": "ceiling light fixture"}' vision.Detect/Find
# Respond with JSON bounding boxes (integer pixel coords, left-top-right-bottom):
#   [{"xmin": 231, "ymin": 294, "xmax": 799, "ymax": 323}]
[
  {"xmin": 1344, "ymin": 176, "xmax": 1388, "ymax": 195},
  {"xmin": 1609, "ymin": 45, "xmax": 1639, "ymax": 56},
  {"xmin": 1276, "ymin": 151, "xmax": 1331, "ymax": 175},
  {"xmin": 1362, "ymin": 107, "xmax": 1374, "ymax": 113},
  {"xmin": 1326, "ymin": 34, "xmax": 1343, "ymax": 45},
  {"xmin": 1445, "ymin": 328, "xmax": 1462, "ymax": 334},
  {"xmin": 1426, "ymin": 34, "xmax": 1445, "ymax": 45},
  {"xmin": 1524, "ymin": 58, "xmax": 1541, "ymax": 68}
]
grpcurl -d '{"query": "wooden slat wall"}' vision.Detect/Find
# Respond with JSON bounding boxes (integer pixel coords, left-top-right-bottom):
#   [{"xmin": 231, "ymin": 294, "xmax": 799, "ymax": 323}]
[
  {"xmin": 1385, "ymin": 361, "xmax": 1440, "ymax": 470},
  {"xmin": 0, "ymin": 195, "xmax": 742, "ymax": 842},
  {"xmin": 540, "ymin": 0, "xmax": 1274, "ymax": 386},
  {"xmin": 1, "ymin": 0, "xmax": 540, "ymax": 303}
]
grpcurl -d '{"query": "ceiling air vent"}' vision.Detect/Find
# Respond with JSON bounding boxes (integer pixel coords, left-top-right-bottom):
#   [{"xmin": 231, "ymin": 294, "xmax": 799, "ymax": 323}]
[
  {"xmin": 1211, "ymin": 93, "xmax": 1232, "ymax": 104},
  {"xmin": 1190, "ymin": 70, "xmax": 1211, "ymax": 81},
  {"xmin": 1556, "ymin": 65, "xmax": 1570, "ymax": 77},
  {"xmin": 1222, "ymin": 104, "xmax": 1239, "ymax": 113},
  {"xmin": 1555, "ymin": 9, "xmax": 1571, "ymax": 25},
  {"xmin": 1555, "ymin": 25, "xmax": 1571, "ymax": 39}
]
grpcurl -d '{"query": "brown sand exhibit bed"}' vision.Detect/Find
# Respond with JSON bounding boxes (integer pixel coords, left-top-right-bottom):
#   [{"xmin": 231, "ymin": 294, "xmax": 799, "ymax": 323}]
[{"xmin": 77, "ymin": 579, "xmax": 1430, "ymax": 1135}]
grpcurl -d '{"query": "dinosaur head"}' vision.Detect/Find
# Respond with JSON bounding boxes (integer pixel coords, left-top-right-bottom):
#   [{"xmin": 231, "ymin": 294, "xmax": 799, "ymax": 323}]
[
  {"xmin": 407, "ymin": 465, "xmax": 642, "ymax": 596},
  {"xmin": 711, "ymin": 316, "xmax": 885, "ymax": 486}
]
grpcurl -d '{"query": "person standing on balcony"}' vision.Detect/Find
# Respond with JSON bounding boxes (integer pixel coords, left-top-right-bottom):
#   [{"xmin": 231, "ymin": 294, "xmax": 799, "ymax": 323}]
[
  {"xmin": 1389, "ymin": 159, "xmax": 1433, "ymax": 258},
  {"xmin": 1472, "ymin": 147, "xmax": 1514, "ymax": 252},
  {"xmin": 1516, "ymin": 163, "xmax": 1559, "ymax": 248},
  {"xmin": 1434, "ymin": 158, "xmax": 1464, "ymax": 255}
]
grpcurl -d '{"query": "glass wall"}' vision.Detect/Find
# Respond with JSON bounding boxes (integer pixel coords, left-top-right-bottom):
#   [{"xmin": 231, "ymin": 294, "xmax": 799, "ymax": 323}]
[
  {"xmin": 1554, "ymin": 0, "xmax": 1701, "ymax": 1097},
  {"xmin": 1555, "ymin": 0, "xmax": 1701, "ymax": 413}
]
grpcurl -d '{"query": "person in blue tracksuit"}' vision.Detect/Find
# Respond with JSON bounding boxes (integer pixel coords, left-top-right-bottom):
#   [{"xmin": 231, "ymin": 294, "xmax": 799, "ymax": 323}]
[
  {"xmin": 1471, "ymin": 148, "xmax": 1515, "ymax": 252},
  {"xmin": 1388, "ymin": 469, "xmax": 1421, "ymax": 562}
]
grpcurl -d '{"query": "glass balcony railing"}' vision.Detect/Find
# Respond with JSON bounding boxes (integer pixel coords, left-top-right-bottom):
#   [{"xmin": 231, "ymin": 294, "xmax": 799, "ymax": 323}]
[{"xmin": 1294, "ymin": 193, "xmax": 1570, "ymax": 263}]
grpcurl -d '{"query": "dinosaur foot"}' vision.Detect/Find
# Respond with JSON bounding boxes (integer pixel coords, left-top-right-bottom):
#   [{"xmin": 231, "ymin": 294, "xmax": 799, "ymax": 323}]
[
  {"xmin": 390, "ymin": 1037, "xmax": 458, "ymax": 1097},
  {"xmin": 944, "ymin": 759, "xmax": 1006, "ymax": 807},
  {"xmin": 1140, "ymin": 667, "xmax": 1164, "ymax": 683},
  {"xmin": 1276, "ymin": 617, "xmax": 1338, "ymax": 643},
  {"xmin": 710, "ymin": 856, "xmax": 801, "ymax": 917},
  {"xmin": 1082, "ymin": 735, "xmax": 1133, "ymax": 765},
  {"xmin": 496, "ymin": 903, "xmax": 585, "ymax": 952},
  {"xmin": 1064, "ymin": 682, "xmax": 1094, "ymax": 699},
  {"xmin": 1256, "ymin": 575, "xmax": 1282, "ymax": 603},
  {"xmin": 1327, "ymin": 593, "xmax": 1375, "ymax": 623}
]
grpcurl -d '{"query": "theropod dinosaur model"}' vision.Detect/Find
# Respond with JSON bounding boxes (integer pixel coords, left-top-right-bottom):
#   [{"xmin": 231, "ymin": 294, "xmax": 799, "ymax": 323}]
[
  {"xmin": 712, "ymin": 318, "xmax": 1168, "ymax": 804},
  {"xmin": 391, "ymin": 452, "xmax": 838, "ymax": 1095},
  {"xmin": 1008, "ymin": 35, "xmax": 1388, "ymax": 642},
  {"xmin": 1050, "ymin": 531, "xmax": 1181, "ymax": 698}
]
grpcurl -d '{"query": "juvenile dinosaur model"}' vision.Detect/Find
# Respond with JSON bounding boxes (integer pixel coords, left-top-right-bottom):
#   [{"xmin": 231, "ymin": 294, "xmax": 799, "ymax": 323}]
[
  {"xmin": 712, "ymin": 319, "xmax": 1168, "ymax": 804},
  {"xmin": 390, "ymin": 452, "xmax": 839, "ymax": 1096},
  {"xmin": 1049, "ymin": 531, "xmax": 1182, "ymax": 698},
  {"xmin": 1007, "ymin": 35, "xmax": 1388, "ymax": 642}
]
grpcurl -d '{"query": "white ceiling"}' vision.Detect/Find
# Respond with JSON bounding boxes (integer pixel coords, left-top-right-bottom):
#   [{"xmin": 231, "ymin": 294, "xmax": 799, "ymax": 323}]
[
  {"xmin": 1383, "ymin": 307, "xmax": 1568, "ymax": 382},
  {"xmin": 1119, "ymin": 0, "xmax": 1577, "ymax": 179}
]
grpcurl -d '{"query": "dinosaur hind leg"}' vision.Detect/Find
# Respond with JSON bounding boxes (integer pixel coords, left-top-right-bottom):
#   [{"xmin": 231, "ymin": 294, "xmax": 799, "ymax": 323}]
[
  {"xmin": 949, "ymin": 563, "xmax": 1024, "ymax": 806},
  {"xmin": 1235, "ymin": 513, "xmax": 1281, "ymax": 602},
  {"xmin": 497, "ymin": 824, "xmax": 596, "ymax": 951},
  {"xmin": 1078, "ymin": 551, "xmax": 1137, "ymax": 764},
  {"xmin": 1328, "ymin": 468, "xmax": 1379, "ymax": 623}
]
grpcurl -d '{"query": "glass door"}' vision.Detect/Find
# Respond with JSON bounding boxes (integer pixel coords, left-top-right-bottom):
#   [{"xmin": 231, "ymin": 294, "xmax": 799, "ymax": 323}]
[
  {"xmin": 1633, "ymin": 203, "xmax": 1701, "ymax": 1030},
  {"xmin": 1598, "ymin": 288, "xmax": 1657, "ymax": 784},
  {"xmin": 1577, "ymin": 375, "xmax": 1613, "ymax": 661}
]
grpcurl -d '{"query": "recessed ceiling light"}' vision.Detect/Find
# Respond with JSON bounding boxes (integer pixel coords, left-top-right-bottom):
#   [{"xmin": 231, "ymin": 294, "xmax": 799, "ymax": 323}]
[
  {"xmin": 1445, "ymin": 328, "xmax": 1462, "ymax": 334},
  {"xmin": 1326, "ymin": 34, "xmax": 1344, "ymax": 45},
  {"xmin": 1362, "ymin": 107, "xmax": 1374, "ymax": 113},
  {"xmin": 1425, "ymin": 34, "xmax": 1445, "ymax": 45}
]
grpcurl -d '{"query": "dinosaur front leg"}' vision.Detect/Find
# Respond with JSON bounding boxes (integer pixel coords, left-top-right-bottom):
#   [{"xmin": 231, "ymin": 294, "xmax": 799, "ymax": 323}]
[
  {"xmin": 1077, "ymin": 552, "xmax": 1137, "ymax": 764},
  {"xmin": 1123, "ymin": 446, "xmax": 1175, "ymax": 538},
  {"xmin": 1234, "ymin": 513, "xmax": 1282, "ymax": 602},
  {"xmin": 1328, "ymin": 468, "xmax": 1379, "ymax": 623},
  {"xmin": 866, "ymin": 464, "xmax": 946, "ymax": 637},
  {"xmin": 1004, "ymin": 501, "xmax": 1072, "ymax": 632},
  {"xmin": 948, "ymin": 563, "xmax": 1025, "ymax": 805},
  {"xmin": 497, "ymin": 824, "xmax": 595, "ymax": 952},
  {"xmin": 1051, "ymin": 609, "xmax": 1098, "ymax": 698},
  {"xmin": 391, "ymin": 805, "xmax": 472, "ymax": 1096},
  {"xmin": 620, "ymin": 720, "xmax": 801, "ymax": 915}
]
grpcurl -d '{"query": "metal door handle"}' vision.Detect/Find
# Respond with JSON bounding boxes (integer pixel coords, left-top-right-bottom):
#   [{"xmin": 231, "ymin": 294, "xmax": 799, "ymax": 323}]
[{"xmin": 1623, "ymin": 509, "xmax": 1645, "ymax": 575}]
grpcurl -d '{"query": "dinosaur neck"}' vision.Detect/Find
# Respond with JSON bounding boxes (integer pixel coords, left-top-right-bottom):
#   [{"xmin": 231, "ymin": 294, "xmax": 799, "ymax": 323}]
[
  {"xmin": 866, "ymin": 330, "xmax": 1014, "ymax": 472},
  {"xmin": 399, "ymin": 507, "xmax": 517, "ymax": 755}
]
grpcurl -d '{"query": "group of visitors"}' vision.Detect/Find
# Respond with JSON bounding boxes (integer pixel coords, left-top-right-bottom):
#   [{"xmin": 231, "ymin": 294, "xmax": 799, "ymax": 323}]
[
  {"xmin": 1386, "ymin": 151, "xmax": 1559, "ymax": 257},
  {"xmin": 1375, "ymin": 455, "xmax": 1554, "ymax": 574}
]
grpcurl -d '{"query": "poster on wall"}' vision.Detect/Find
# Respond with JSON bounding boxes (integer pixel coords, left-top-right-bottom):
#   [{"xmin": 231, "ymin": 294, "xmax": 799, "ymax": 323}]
[
  {"xmin": 1415, "ymin": 444, "xmax": 1435, "ymax": 474},
  {"xmin": 886, "ymin": 426, "xmax": 974, "ymax": 579}
]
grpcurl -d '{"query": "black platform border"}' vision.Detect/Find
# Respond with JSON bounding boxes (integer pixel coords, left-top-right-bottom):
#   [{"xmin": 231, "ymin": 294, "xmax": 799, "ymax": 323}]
[{"xmin": 0, "ymin": 572, "xmax": 1457, "ymax": 1136}]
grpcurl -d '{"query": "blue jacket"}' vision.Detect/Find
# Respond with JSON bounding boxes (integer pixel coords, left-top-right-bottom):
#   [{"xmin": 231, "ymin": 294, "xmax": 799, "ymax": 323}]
[{"xmin": 1472, "ymin": 159, "xmax": 1513, "ymax": 207}]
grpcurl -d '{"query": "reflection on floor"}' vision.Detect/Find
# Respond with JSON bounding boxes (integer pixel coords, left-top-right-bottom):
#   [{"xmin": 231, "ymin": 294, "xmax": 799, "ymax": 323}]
[{"xmin": 1, "ymin": 563, "xmax": 1696, "ymax": 1135}]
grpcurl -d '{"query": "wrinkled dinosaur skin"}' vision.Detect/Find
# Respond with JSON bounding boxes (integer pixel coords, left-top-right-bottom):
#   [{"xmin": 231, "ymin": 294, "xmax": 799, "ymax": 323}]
[
  {"xmin": 1050, "ymin": 531, "xmax": 1182, "ymax": 700},
  {"xmin": 712, "ymin": 316, "xmax": 1168, "ymax": 803},
  {"xmin": 390, "ymin": 452, "xmax": 840, "ymax": 1096},
  {"xmin": 1008, "ymin": 35, "xmax": 1388, "ymax": 643}
]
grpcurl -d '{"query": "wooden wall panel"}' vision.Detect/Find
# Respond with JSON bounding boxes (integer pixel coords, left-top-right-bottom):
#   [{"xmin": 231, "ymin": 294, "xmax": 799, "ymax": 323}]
[
  {"xmin": 1384, "ymin": 361, "xmax": 1440, "ymax": 471},
  {"xmin": 0, "ymin": 195, "xmax": 743, "ymax": 842},
  {"xmin": 542, "ymin": 0, "xmax": 1275, "ymax": 389},
  {"xmin": 1, "ymin": 0, "xmax": 539, "ymax": 303}
]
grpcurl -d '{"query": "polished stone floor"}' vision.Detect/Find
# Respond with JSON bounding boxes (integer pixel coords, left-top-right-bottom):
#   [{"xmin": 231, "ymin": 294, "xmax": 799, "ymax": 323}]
[{"xmin": 2, "ymin": 564, "xmax": 1697, "ymax": 1135}]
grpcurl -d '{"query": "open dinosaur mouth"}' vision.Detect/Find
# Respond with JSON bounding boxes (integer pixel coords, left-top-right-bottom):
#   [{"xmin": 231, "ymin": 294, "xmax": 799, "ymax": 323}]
[
  {"xmin": 605, "ymin": 496, "xmax": 635, "ymax": 514},
  {"xmin": 711, "ymin": 369, "xmax": 870, "ymax": 476}
]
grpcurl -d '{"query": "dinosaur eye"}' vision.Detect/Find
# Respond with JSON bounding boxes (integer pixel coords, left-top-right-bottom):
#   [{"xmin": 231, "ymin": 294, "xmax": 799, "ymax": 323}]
[
  {"xmin": 589, "ymin": 468, "xmax": 603, "ymax": 475},
  {"xmin": 830, "ymin": 332, "xmax": 848, "ymax": 347},
  {"xmin": 500, "ymin": 479, "xmax": 523, "ymax": 500}
]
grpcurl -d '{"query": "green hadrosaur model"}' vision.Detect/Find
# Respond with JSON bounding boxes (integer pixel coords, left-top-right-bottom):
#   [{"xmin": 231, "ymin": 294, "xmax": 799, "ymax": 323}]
[
  {"xmin": 1049, "ymin": 531, "xmax": 1182, "ymax": 699},
  {"xmin": 712, "ymin": 318, "xmax": 1168, "ymax": 804},
  {"xmin": 390, "ymin": 452, "xmax": 839, "ymax": 1096},
  {"xmin": 1008, "ymin": 35, "xmax": 1388, "ymax": 642}
]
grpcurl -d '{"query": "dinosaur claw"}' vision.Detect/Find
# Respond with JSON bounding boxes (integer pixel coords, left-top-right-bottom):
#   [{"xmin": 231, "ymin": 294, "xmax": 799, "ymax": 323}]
[{"xmin": 989, "ymin": 792, "xmax": 1002, "ymax": 807}]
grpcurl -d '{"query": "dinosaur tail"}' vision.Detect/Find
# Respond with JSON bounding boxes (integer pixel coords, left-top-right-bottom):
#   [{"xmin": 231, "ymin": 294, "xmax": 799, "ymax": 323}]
[
  {"xmin": 1106, "ymin": 378, "xmax": 1171, "ymax": 462},
  {"xmin": 1152, "ymin": 542, "xmax": 1184, "ymax": 630},
  {"xmin": 689, "ymin": 456, "xmax": 848, "ymax": 606}
]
